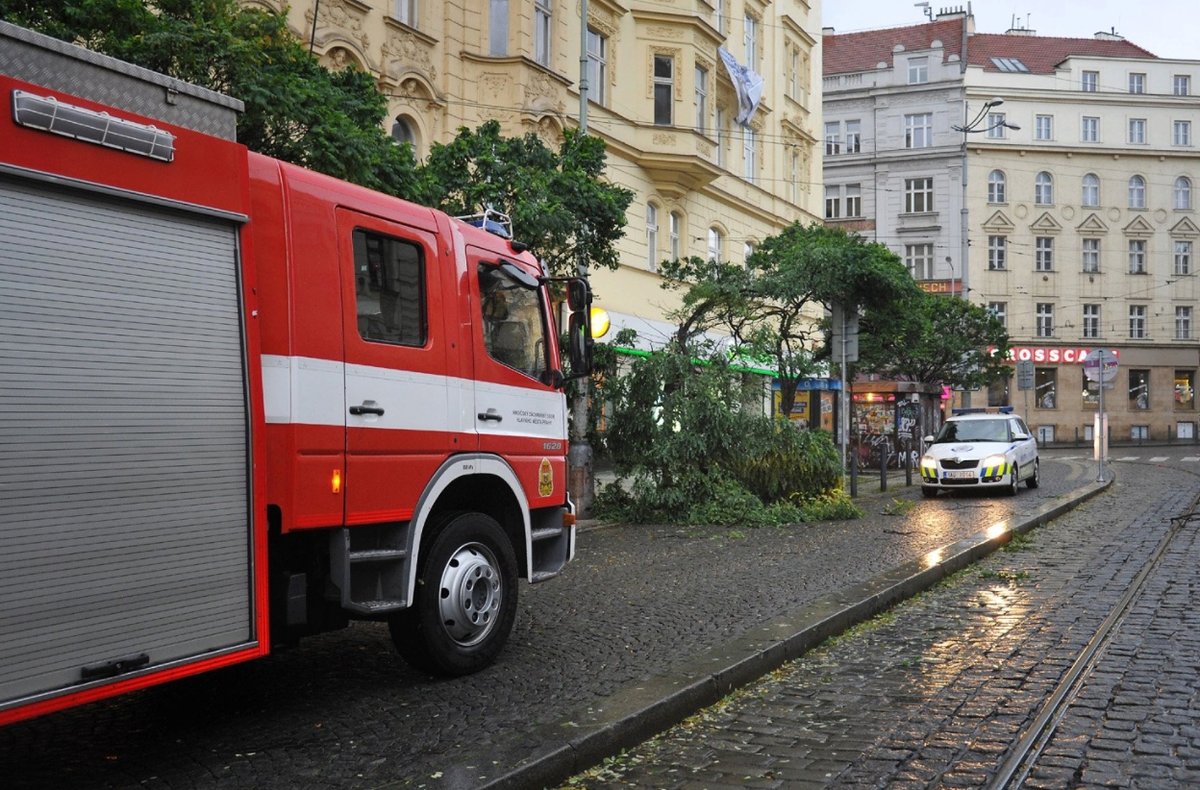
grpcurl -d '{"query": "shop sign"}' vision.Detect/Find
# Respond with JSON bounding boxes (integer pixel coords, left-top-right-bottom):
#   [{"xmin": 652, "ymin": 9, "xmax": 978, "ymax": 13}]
[{"xmin": 998, "ymin": 346, "xmax": 1121, "ymax": 365}]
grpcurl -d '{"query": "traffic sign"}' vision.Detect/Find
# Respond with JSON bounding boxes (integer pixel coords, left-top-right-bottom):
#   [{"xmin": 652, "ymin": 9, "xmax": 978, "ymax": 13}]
[
  {"xmin": 1016, "ymin": 360, "xmax": 1034, "ymax": 390},
  {"xmin": 1083, "ymin": 348, "xmax": 1119, "ymax": 383}
]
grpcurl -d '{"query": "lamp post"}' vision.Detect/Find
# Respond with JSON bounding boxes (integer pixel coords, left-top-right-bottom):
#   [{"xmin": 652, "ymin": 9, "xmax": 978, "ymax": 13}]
[{"xmin": 952, "ymin": 97, "xmax": 1019, "ymax": 407}]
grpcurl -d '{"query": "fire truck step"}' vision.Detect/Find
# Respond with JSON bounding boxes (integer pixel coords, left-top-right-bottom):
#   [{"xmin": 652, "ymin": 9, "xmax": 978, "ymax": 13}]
[
  {"xmin": 348, "ymin": 548, "xmax": 408, "ymax": 563},
  {"xmin": 530, "ymin": 526, "xmax": 563, "ymax": 542}
]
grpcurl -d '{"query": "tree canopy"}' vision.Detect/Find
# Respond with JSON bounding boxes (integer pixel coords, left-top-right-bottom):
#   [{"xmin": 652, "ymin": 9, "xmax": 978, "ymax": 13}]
[{"xmin": 413, "ymin": 121, "xmax": 633, "ymax": 279}]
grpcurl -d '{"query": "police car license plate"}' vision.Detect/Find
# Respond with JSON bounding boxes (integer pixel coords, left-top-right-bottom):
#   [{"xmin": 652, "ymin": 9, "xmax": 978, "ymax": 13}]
[{"xmin": 944, "ymin": 470, "xmax": 976, "ymax": 480}]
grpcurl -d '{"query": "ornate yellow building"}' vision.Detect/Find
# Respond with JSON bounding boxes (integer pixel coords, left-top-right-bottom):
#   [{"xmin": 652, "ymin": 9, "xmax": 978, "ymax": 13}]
[{"xmin": 248, "ymin": 0, "xmax": 823, "ymax": 343}]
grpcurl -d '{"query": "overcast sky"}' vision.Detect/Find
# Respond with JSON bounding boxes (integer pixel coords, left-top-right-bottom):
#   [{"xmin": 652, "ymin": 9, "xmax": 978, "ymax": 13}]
[{"xmin": 822, "ymin": 1, "xmax": 1199, "ymax": 60}]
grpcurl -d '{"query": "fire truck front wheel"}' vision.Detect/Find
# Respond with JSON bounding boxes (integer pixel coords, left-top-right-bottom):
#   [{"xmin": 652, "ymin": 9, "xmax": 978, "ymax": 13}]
[{"xmin": 389, "ymin": 512, "xmax": 518, "ymax": 676}]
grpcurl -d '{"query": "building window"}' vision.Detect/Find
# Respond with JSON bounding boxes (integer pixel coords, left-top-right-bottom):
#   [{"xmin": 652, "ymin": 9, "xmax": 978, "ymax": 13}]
[
  {"xmin": 742, "ymin": 126, "xmax": 757, "ymax": 182},
  {"xmin": 1082, "ymin": 70, "xmax": 1099, "ymax": 92},
  {"xmin": 1129, "ymin": 239, "xmax": 1147, "ymax": 274},
  {"xmin": 715, "ymin": 107, "xmax": 727, "ymax": 168},
  {"xmin": 1035, "ymin": 236, "xmax": 1054, "ymax": 271},
  {"xmin": 1131, "ymin": 425, "xmax": 1150, "ymax": 440},
  {"xmin": 785, "ymin": 42, "xmax": 800, "ymax": 100},
  {"xmin": 988, "ymin": 235, "xmax": 1007, "ymax": 270},
  {"xmin": 1176, "ymin": 370, "xmax": 1195, "ymax": 408},
  {"xmin": 987, "ymin": 112, "xmax": 1007, "ymax": 139},
  {"xmin": 1082, "ymin": 238, "xmax": 1101, "ymax": 273},
  {"xmin": 1035, "ymin": 171, "xmax": 1054, "ymax": 205},
  {"xmin": 1035, "ymin": 368, "xmax": 1057, "ymax": 409},
  {"xmin": 845, "ymin": 184, "xmax": 862, "ymax": 217},
  {"xmin": 394, "ymin": 0, "xmax": 417, "ymax": 26},
  {"xmin": 904, "ymin": 177, "xmax": 933, "ymax": 213},
  {"xmin": 488, "ymin": 0, "xmax": 508, "ymax": 55},
  {"xmin": 694, "ymin": 66, "xmax": 708, "ymax": 132},
  {"xmin": 1036, "ymin": 303, "xmax": 1054, "ymax": 337},
  {"xmin": 1129, "ymin": 368, "xmax": 1150, "ymax": 409},
  {"xmin": 1129, "ymin": 72, "xmax": 1146, "ymax": 93},
  {"xmin": 908, "ymin": 56, "xmax": 928, "ymax": 84},
  {"xmin": 669, "ymin": 211, "xmax": 681, "ymax": 261},
  {"xmin": 824, "ymin": 121, "xmax": 841, "ymax": 155},
  {"xmin": 744, "ymin": 14, "xmax": 758, "ymax": 65},
  {"xmin": 1129, "ymin": 304, "xmax": 1148, "ymax": 339},
  {"xmin": 1128, "ymin": 118, "xmax": 1147, "ymax": 145},
  {"xmin": 988, "ymin": 302, "xmax": 1007, "ymax": 328},
  {"xmin": 586, "ymin": 29, "xmax": 607, "ymax": 105},
  {"xmin": 1175, "ymin": 74, "xmax": 1192, "ymax": 96},
  {"xmin": 988, "ymin": 169, "xmax": 1007, "ymax": 203},
  {"xmin": 713, "ymin": 0, "xmax": 724, "ymax": 33},
  {"xmin": 1175, "ymin": 177, "xmax": 1193, "ymax": 210},
  {"xmin": 534, "ymin": 0, "xmax": 551, "ymax": 67},
  {"xmin": 707, "ymin": 227, "xmax": 723, "ymax": 261},
  {"xmin": 1129, "ymin": 175, "xmax": 1147, "ymax": 209},
  {"xmin": 1035, "ymin": 114, "xmax": 1053, "ymax": 140},
  {"xmin": 1177, "ymin": 306, "xmax": 1194, "ymax": 339},
  {"xmin": 1082, "ymin": 173, "xmax": 1101, "ymax": 207},
  {"xmin": 391, "ymin": 116, "xmax": 416, "ymax": 147},
  {"xmin": 1082, "ymin": 116, "xmax": 1100, "ymax": 143},
  {"xmin": 904, "ymin": 113, "xmax": 932, "ymax": 148},
  {"xmin": 1175, "ymin": 240, "xmax": 1193, "ymax": 275},
  {"xmin": 845, "ymin": 120, "xmax": 862, "ymax": 153},
  {"xmin": 788, "ymin": 147, "xmax": 799, "ymax": 203},
  {"xmin": 646, "ymin": 203, "xmax": 659, "ymax": 270},
  {"xmin": 1174, "ymin": 120, "xmax": 1192, "ymax": 147},
  {"xmin": 824, "ymin": 186, "xmax": 841, "ymax": 219},
  {"xmin": 653, "ymin": 55, "xmax": 673, "ymax": 126},
  {"xmin": 905, "ymin": 243, "xmax": 934, "ymax": 280},
  {"xmin": 1083, "ymin": 304, "xmax": 1101, "ymax": 338}
]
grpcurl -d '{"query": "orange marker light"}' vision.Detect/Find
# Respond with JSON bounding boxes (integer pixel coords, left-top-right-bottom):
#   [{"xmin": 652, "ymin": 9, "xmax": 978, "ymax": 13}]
[{"xmin": 331, "ymin": 469, "xmax": 342, "ymax": 494}]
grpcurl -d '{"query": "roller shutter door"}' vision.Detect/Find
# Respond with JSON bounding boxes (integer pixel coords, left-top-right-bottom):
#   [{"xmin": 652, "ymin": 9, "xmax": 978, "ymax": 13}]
[{"xmin": 0, "ymin": 175, "xmax": 254, "ymax": 708}]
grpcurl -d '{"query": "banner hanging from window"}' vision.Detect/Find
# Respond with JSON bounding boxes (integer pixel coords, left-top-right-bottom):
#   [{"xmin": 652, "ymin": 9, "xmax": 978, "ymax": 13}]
[{"xmin": 718, "ymin": 47, "xmax": 764, "ymax": 127}]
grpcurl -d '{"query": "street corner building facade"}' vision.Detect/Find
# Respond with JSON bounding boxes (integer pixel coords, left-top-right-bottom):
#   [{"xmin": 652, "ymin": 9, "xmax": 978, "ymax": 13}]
[
  {"xmin": 250, "ymin": 0, "xmax": 825, "ymax": 356},
  {"xmin": 823, "ymin": 8, "xmax": 1200, "ymax": 446}
]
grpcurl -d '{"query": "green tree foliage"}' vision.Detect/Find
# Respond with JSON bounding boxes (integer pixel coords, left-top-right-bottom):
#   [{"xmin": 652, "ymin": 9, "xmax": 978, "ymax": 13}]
[
  {"xmin": 857, "ymin": 289, "xmax": 1011, "ymax": 390},
  {"xmin": 659, "ymin": 224, "xmax": 919, "ymax": 416},
  {"xmin": 1, "ymin": 0, "xmax": 417, "ymax": 196},
  {"xmin": 594, "ymin": 345, "xmax": 857, "ymax": 526},
  {"xmin": 413, "ymin": 121, "xmax": 633, "ymax": 278}
]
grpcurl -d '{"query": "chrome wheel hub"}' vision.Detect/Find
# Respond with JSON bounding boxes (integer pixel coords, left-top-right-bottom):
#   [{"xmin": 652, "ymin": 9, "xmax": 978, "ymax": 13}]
[{"xmin": 437, "ymin": 542, "xmax": 502, "ymax": 646}]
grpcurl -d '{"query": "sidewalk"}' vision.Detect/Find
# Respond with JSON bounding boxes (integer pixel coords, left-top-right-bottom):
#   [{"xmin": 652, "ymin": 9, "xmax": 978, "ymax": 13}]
[{"xmin": 429, "ymin": 468, "xmax": 1110, "ymax": 789}]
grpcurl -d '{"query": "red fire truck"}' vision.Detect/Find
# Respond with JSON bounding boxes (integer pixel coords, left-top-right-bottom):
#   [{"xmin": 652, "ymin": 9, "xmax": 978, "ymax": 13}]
[{"xmin": 0, "ymin": 22, "xmax": 590, "ymax": 726}]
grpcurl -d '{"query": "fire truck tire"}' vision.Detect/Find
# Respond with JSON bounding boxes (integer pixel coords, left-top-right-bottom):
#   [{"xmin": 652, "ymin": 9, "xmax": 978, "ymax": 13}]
[{"xmin": 389, "ymin": 512, "xmax": 518, "ymax": 676}]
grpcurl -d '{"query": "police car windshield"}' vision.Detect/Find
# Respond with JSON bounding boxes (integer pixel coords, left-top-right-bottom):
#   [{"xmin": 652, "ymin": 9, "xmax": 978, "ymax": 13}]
[{"xmin": 932, "ymin": 419, "xmax": 1011, "ymax": 444}]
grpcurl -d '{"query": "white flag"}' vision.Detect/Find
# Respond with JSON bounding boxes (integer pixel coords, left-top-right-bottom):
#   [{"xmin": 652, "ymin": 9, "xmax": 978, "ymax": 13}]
[{"xmin": 718, "ymin": 47, "xmax": 764, "ymax": 127}]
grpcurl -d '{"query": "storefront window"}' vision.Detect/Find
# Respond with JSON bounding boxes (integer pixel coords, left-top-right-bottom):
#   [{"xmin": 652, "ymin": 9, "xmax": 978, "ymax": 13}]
[
  {"xmin": 1035, "ymin": 368, "xmax": 1056, "ymax": 408},
  {"xmin": 1176, "ymin": 370, "xmax": 1195, "ymax": 409},
  {"xmin": 1129, "ymin": 369, "xmax": 1151, "ymax": 410},
  {"xmin": 987, "ymin": 377, "xmax": 1009, "ymax": 407},
  {"xmin": 1083, "ymin": 380, "xmax": 1099, "ymax": 409}
]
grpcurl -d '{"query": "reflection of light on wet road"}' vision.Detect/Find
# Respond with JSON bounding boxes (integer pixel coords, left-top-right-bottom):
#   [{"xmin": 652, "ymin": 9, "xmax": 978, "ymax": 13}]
[
  {"xmin": 924, "ymin": 548, "xmax": 943, "ymax": 568},
  {"xmin": 987, "ymin": 521, "xmax": 1009, "ymax": 540}
]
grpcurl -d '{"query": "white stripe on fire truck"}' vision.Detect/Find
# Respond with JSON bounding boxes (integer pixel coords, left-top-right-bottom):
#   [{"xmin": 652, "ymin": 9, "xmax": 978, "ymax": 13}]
[{"xmin": 260, "ymin": 354, "xmax": 567, "ymax": 439}]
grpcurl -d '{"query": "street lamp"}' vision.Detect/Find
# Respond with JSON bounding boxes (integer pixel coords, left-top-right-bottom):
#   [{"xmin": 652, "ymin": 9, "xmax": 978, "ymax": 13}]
[{"xmin": 952, "ymin": 97, "xmax": 1019, "ymax": 407}]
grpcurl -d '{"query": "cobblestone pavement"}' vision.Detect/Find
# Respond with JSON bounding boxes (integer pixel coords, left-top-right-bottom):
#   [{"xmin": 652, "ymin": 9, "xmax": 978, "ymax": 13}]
[
  {"xmin": 0, "ymin": 453, "xmax": 1098, "ymax": 789},
  {"xmin": 561, "ymin": 458, "xmax": 1200, "ymax": 789}
]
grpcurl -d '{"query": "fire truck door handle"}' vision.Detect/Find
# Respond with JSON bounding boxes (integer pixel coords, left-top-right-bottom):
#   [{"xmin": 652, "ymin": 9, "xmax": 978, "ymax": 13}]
[
  {"xmin": 477, "ymin": 409, "xmax": 503, "ymax": 422},
  {"xmin": 349, "ymin": 403, "xmax": 385, "ymax": 416}
]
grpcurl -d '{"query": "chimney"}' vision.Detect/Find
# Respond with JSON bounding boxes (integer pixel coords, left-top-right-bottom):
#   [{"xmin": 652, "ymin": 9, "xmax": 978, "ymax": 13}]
[
  {"xmin": 1005, "ymin": 13, "xmax": 1036, "ymax": 36},
  {"xmin": 1094, "ymin": 27, "xmax": 1124, "ymax": 41},
  {"xmin": 936, "ymin": 6, "xmax": 968, "ymax": 20},
  {"xmin": 822, "ymin": 26, "xmax": 836, "ymax": 35}
]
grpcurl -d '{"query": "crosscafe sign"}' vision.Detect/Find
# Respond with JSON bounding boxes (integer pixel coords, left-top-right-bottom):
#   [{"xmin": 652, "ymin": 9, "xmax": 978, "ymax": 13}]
[{"xmin": 993, "ymin": 346, "xmax": 1121, "ymax": 364}]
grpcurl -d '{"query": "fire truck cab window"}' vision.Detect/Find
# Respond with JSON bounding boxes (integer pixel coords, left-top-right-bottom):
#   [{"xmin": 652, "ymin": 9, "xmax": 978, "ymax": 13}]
[
  {"xmin": 479, "ymin": 264, "xmax": 548, "ymax": 380},
  {"xmin": 354, "ymin": 229, "xmax": 426, "ymax": 346}
]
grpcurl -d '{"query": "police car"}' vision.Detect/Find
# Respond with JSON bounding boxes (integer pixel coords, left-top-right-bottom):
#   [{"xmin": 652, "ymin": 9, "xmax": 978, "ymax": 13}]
[{"xmin": 919, "ymin": 408, "xmax": 1039, "ymax": 497}]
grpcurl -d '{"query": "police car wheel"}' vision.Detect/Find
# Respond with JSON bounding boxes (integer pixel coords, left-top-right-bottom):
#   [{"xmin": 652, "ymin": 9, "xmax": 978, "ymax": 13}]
[
  {"xmin": 1026, "ymin": 459, "xmax": 1040, "ymax": 489},
  {"xmin": 1005, "ymin": 465, "xmax": 1020, "ymax": 496},
  {"xmin": 921, "ymin": 485, "xmax": 938, "ymax": 498}
]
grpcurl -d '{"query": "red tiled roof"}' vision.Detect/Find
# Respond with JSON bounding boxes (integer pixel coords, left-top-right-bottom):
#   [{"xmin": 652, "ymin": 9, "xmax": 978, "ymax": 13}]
[
  {"xmin": 968, "ymin": 33, "xmax": 1157, "ymax": 73},
  {"xmin": 823, "ymin": 18, "xmax": 967, "ymax": 76}
]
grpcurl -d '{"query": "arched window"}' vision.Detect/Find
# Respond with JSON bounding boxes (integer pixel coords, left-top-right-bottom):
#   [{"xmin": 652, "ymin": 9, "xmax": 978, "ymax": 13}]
[
  {"xmin": 391, "ymin": 116, "xmax": 416, "ymax": 147},
  {"xmin": 646, "ymin": 203, "xmax": 659, "ymax": 270},
  {"xmin": 987, "ymin": 170, "xmax": 1006, "ymax": 203},
  {"xmin": 1034, "ymin": 171, "xmax": 1053, "ymax": 205},
  {"xmin": 707, "ymin": 227, "xmax": 724, "ymax": 262},
  {"xmin": 1082, "ymin": 173, "xmax": 1100, "ymax": 207},
  {"xmin": 1175, "ymin": 176, "xmax": 1193, "ymax": 210},
  {"xmin": 1129, "ymin": 175, "xmax": 1147, "ymax": 209}
]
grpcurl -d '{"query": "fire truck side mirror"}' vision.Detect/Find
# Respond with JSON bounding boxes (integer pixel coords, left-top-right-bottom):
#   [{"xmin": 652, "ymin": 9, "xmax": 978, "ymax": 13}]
[
  {"xmin": 567, "ymin": 278, "xmax": 590, "ymax": 312},
  {"xmin": 566, "ymin": 310, "xmax": 593, "ymax": 380}
]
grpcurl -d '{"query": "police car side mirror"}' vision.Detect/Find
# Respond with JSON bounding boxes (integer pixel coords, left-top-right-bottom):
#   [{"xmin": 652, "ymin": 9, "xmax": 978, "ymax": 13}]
[
  {"xmin": 922, "ymin": 434, "xmax": 935, "ymax": 444},
  {"xmin": 1012, "ymin": 432, "xmax": 1030, "ymax": 441}
]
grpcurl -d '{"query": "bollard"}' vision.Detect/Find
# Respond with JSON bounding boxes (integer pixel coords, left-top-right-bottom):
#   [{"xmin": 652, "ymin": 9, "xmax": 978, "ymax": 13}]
[
  {"xmin": 850, "ymin": 453, "xmax": 858, "ymax": 498},
  {"xmin": 879, "ymin": 445, "xmax": 887, "ymax": 492},
  {"xmin": 904, "ymin": 442, "xmax": 912, "ymax": 487}
]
